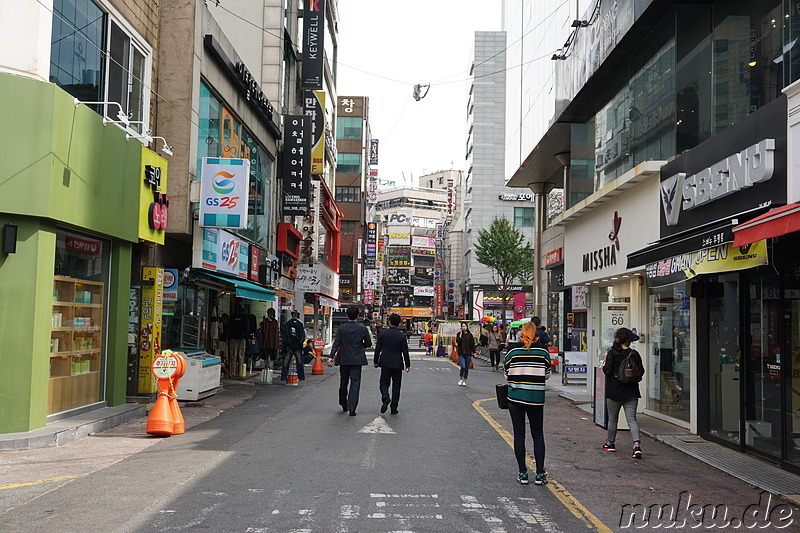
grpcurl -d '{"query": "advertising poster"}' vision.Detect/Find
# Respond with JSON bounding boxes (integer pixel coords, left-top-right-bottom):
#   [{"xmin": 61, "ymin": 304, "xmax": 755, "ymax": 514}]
[
  {"xmin": 645, "ymin": 240, "xmax": 768, "ymax": 287},
  {"xmin": 572, "ymin": 285, "xmax": 589, "ymax": 311},
  {"xmin": 388, "ymin": 246, "xmax": 411, "ymax": 267},
  {"xmin": 303, "ymin": 90, "xmax": 326, "ymax": 174},
  {"xmin": 138, "ymin": 267, "xmax": 164, "ymax": 394},
  {"xmin": 387, "ymin": 268, "xmax": 411, "ymax": 285},
  {"xmin": 600, "ymin": 303, "xmax": 630, "ymax": 352},
  {"xmin": 388, "ymin": 226, "xmax": 411, "ymax": 245},
  {"xmin": 200, "ymin": 158, "xmax": 250, "ymax": 229}
]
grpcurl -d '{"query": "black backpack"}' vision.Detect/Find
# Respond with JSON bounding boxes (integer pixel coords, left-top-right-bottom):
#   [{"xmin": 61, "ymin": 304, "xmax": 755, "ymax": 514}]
[{"xmin": 615, "ymin": 349, "xmax": 643, "ymax": 384}]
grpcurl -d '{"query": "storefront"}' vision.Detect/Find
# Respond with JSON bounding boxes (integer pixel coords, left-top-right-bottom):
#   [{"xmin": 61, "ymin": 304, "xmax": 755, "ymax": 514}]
[
  {"xmin": 560, "ymin": 169, "xmax": 661, "ymax": 399},
  {"xmin": 0, "ymin": 74, "xmax": 142, "ymax": 432},
  {"xmin": 627, "ymin": 96, "xmax": 800, "ymax": 470}
]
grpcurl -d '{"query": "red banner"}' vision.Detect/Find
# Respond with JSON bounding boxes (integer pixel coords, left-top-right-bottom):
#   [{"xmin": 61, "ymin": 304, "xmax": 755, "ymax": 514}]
[
  {"xmin": 363, "ymin": 288, "xmax": 375, "ymax": 305},
  {"xmin": 513, "ymin": 292, "xmax": 527, "ymax": 320},
  {"xmin": 435, "ymin": 283, "xmax": 443, "ymax": 317}
]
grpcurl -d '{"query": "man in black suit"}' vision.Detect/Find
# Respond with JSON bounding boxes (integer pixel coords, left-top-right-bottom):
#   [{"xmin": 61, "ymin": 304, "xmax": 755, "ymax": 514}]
[
  {"xmin": 373, "ymin": 313, "xmax": 411, "ymax": 414},
  {"xmin": 328, "ymin": 306, "xmax": 372, "ymax": 416}
]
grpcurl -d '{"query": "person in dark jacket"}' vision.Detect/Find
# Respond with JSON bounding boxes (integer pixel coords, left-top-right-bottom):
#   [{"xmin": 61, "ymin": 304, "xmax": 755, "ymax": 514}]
[
  {"xmin": 328, "ymin": 306, "xmax": 372, "ymax": 416},
  {"xmin": 373, "ymin": 313, "xmax": 411, "ymax": 414},
  {"xmin": 601, "ymin": 327, "xmax": 645, "ymax": 458},
  {"xmin": 281, "ymin": 310, "xmax": 306, "ymax": 382},
  {"xmin": 455, "ymin": 322, "xmax": 477, "ymax": 386}
]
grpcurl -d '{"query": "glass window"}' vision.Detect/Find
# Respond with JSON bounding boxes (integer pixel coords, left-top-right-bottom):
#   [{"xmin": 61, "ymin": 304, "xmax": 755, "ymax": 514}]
[
  {"xmin": 340, "ymin": 255, "xmax": 354, "ymax": 275},
  {"xmin": 50, "ymin": 229, "xmax": 110, "ymax": 415},
  {"xmin": 648, "ymin": 283, "xmax": 691, "ymax": 423},
  {"xmin": 336, "ymin": 116, "xmax": 362, "ymax": 140},
  {"xmin": 335, "ymin": 186, "xmax": 360, "ymax": 203},
  {"xmin": 336, "ymin": 152, "xmax": 361, "ymax": 174},
  {"xmin": 50, "ymin": 0, "xmax": 150, "ymax": 131},
  {"xmin": 514, "ymin": 207, "xmax": 535, "ymax": 227},
  {"xmin": 340, "ymin": 220, "xmax": 356, "ymax": 234},
  {"xmin": 707, "ymin": 274, "xmax": 740, "ymax": 445}
]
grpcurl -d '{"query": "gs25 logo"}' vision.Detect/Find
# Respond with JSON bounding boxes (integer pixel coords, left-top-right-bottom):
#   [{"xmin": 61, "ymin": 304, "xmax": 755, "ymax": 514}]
[
  {"xmin": 205, "ymin": 196, "xmax": 239, "ymax": 209},
  {"xmin": 221, "ymin": 240, "xmax": 240, "ymax": 268}
]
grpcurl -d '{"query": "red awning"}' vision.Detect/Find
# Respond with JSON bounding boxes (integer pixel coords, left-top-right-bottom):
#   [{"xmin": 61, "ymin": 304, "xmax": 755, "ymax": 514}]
[{"xmin": 732, "ymin": 203, "xmax": 800, "ymax": 247}]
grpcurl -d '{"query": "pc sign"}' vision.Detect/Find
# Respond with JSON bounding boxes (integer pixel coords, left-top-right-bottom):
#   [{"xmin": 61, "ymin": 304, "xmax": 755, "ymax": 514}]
[{"xmin": 200, "ymin": 158, "xmax": 250, "ymax": 229}]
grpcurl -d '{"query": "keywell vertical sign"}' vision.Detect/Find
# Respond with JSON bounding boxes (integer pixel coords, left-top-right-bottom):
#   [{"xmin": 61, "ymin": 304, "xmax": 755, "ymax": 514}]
[
  {"xmin": 301, "ymin": 0, "xmax": 325, "ymax": 89},
  {"xmin": 282, "ymin": 115, "xmax": 310, "ymax": 216}
]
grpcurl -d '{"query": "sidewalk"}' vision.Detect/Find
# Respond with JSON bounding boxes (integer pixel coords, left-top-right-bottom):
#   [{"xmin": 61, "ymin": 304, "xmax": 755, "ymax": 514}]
[{"xmin": 545, "ymin": 374, "xmax": 800, "ymax": 503}]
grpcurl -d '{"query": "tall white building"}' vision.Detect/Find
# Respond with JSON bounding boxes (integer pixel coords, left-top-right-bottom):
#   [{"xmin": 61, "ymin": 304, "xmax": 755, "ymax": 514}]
[{"xmin": 464, "ymin": 31, "xmax": 536, "ymax": 320}]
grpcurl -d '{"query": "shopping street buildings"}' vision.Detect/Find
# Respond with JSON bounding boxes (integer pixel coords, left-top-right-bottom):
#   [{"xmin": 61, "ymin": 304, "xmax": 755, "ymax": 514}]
[
  {"xmin": 504, "ymin": 0, "xmax": 800, "ymax": 472},
  {"xmin": 0, "ymin": 0, "xmax": 343, "ymax": 437}
]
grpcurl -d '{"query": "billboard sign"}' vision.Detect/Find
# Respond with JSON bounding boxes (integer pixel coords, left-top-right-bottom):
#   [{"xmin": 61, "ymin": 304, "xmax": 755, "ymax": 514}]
[{"xmin": 200, "ymin": 158, "xmax": 250, "ymax": 229}]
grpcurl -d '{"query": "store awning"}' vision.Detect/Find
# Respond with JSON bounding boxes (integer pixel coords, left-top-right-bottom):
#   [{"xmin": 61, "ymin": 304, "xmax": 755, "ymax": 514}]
[
  {"xmin": 732, "ymin": 203, "xmax": 800, "ymax": 247},
  {"xmin": 317, "ymin": 295, "xmax": 340, "ymax": 308},
  {"xmin": 627, "ymin": 223, "xmax": 734, "ymax": 269},
  {"xmin": 192, "ymin": 269, "xmax": 276, "ymax": 302}
]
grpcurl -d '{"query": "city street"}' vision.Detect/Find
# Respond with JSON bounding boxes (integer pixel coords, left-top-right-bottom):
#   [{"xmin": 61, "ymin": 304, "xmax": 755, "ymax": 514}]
[{"xmin": 0, "ymin": 350, "xmax": 797, "ymax": 532}]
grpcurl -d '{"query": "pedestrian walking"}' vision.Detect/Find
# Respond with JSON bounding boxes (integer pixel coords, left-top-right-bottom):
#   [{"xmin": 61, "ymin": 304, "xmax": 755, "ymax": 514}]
[
  {"xmin": 281, "ymin": 310, "xmax": 306, "ymax": 383},
  {"xmin": 602, "ymin": 327, "xmax": 645, "ymax": 458},
  {"xmin": 327, "ymin": 306, "xmax": 372, "ymax": 416},
  {"xmin": 503, "ymin": 321, "xmax": 551, "ymax": 485},
  {"xmin": 455, "ymin": 322, "xmax": 477, "ymax": 386},
  {"xmin": 531, "ymin": 316, "xmax": 551, "ymax": 347},
  {"xmin": 487, "ymin": 324, "xmax": 503, "ymax": 372},
  {"xmin": 373, "ymin": 313, "xmax": 411, "ymax": 415},
  {"xmin": 424, "ymin": 330, "xmax": 433, "ymax": 356}
]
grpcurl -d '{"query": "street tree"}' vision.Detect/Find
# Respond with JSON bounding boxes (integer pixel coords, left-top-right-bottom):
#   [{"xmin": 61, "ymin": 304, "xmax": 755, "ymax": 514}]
[{"xmin": 473, "ymin": 216, "xmax": 535, "ymax": 323}]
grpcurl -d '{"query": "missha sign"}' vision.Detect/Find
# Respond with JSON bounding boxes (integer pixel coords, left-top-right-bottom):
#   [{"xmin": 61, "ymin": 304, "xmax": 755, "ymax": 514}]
[
  {"xmin": 564, "ymin": 175, "xmax": 659, "ymax": 285},
  {"xmin": 659, "ymin": 95, "xmax": 786, "ymax": 237}
]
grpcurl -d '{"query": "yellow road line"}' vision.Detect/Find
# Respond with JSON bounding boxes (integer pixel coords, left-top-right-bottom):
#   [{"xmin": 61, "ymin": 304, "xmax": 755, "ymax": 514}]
[
  {"xmin": 472, "ymin": 398, "xmax": 612, "ymax": 533},
  {"xmin": 0, "ymin": 474, "xmax": 84, "ymax": 490}
]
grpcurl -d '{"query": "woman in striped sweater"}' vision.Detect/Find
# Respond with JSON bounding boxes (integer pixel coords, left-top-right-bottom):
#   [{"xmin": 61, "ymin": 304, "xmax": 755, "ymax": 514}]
[{"xmin": 503, "ymin": 321, "xmax": 551, "ymax": 485}]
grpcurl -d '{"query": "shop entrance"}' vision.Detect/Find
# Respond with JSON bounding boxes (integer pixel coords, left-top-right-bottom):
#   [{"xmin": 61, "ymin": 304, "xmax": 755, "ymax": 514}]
[{"xmin": 744, "ymin": 274, "xmax": 783, "ymax": 459}]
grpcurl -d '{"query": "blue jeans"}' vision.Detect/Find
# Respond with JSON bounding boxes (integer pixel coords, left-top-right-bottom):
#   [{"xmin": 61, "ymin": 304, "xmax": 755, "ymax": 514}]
[
  {"xmin": 458, "ymin": 355, "xmax": 471, "ymax": 380},
  {"xmin": 280, "ymin": 347, "xmax": 305, "ymax": 381}
]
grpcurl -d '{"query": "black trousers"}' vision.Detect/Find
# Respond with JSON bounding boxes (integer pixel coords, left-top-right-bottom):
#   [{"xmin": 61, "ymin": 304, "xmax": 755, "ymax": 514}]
[
  {"xmin": 379, "ymin": 367, "xmax": 403, "ymax": 410},
  {"xmin": 339, "ymin": 365, "xmax": 363, "ymax": 412},
  {"xmin": 508, "ymin": 402, "xmax": 545, "ymax": 475}
]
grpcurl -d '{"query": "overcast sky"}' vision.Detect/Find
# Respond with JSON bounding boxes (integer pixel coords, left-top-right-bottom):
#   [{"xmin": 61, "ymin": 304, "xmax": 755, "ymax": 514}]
[{"xmin": 336, "ymin": 1, "xmax": 502, "ymax": 188}]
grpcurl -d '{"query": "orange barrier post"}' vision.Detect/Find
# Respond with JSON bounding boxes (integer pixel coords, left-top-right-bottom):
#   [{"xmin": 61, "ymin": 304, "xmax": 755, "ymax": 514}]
[
  {"xmin": 311, "ymin": 337, "xmax": 325, "ymax": 375},
  {"xmin": 146, "ymin": 350, "xmax": 184, "ymax": 437},
  {"xmin": 168, "ymin": 353, "xmax": 187, "ymax": 435}
]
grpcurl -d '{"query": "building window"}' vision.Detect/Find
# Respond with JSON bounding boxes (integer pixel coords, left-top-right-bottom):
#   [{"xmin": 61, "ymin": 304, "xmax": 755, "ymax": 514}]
[
  {"xmin": 336, "ymin": 116, "xmax": 362, "ymax": 140},
  {"xmin": 340, "ymin": 255, "xmax": 354, "ymax": 275},
  {"xmin": 336, "ymin": 153, "xmax": 362, "ymax": 174},
  {"xmin": 50, "ymin": 0, "xmax": 151, "ymax": 133},
  {"xmin": 341, "ymin": 220, "xmax": 356, "ymax": 234},
  {"xmin": 335, "ymin": 186, "xmax": 360, "ymax": 203},
  {"xmin": 514, "ymin": 207, "xmax": 535, "ymax": 227}
]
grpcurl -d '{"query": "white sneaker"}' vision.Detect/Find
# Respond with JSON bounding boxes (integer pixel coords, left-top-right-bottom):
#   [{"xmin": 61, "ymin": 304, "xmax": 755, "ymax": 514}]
[
  {"xmin": 461, "ymin": 381, "xmax": 467, "ymax": 386},
  {"xmin": 458, "ymin": 380, "xmax": 463, "ymax": 386}
]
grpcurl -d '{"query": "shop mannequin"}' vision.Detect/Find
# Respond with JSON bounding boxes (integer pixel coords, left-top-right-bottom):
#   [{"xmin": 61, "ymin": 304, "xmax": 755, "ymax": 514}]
[{"xmin": 259, "ymin": 308, "xmax": 280, "ymax": 369}]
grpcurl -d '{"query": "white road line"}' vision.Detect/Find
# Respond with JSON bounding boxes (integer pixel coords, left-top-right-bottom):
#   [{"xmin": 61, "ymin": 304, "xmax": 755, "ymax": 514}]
[
  {"xmin": 359, "ymin": 417, "xmax": 397, "ymax": 434},
  {"xmin": 502, "ymin": 496, "xmax": 563, "ymax": 533},
  {"xmin": 461, "ymin": 495, "xmax": 507, "ymax": 533},
  {"xmin": 361, "ymin": 434, "xmax": 378, "ymax": 470}
]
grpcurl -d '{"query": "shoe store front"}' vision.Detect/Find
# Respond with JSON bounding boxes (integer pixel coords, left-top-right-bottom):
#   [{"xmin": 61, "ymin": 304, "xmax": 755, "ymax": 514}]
[{"xmin": 628, "ymin": 97, "xmax": 800, "ymax": 471}]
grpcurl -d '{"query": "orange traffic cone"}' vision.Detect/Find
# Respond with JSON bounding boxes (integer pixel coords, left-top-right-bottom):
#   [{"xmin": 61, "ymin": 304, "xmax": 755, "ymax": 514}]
[
  {"xmin": 311, "ymin": 356, "xmax": 324, "ymax": 375},
  {"xmin": 146, "ymin": 388, "xmax": 174, "ymax": 437},
  {"xmin": 286, "ymin": 367, "xmax": 299, "ymax": 386}
]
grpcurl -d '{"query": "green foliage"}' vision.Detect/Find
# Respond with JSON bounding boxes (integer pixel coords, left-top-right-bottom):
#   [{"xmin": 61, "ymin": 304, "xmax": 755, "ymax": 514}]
[{"xmin": 473, "ymin": 216, "xmax": 534, "ymax": 287}]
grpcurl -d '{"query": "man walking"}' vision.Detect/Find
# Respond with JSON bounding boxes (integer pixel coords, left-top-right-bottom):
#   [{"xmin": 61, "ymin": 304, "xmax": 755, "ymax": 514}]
[
  {"xmin": 374, "ymin": 313, "xmax": 411, "ymax": 414},
  {"xmin": 328, "ymin": 306, "xmax": 372, "ymax": 416},
  {"xmin": 281, "ymin": 310, "xmax": 306, "ymax": 382}
]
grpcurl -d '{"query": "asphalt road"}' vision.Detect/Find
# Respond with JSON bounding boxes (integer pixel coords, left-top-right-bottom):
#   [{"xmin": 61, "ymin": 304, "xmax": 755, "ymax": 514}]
[{"xmin": 1, "ymin": 352, "xmax": 797, "ymax": 532}]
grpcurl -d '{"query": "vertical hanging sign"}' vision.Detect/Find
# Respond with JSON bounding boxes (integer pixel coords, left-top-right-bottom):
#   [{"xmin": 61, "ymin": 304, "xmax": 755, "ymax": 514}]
[
  {"xmin": 301, "ymin": 0, "xmax": 326, "ymax": 89},
  {"xmin": 282, "ymin": 115, "xmax": 311, "ymax": 216},
  {"xmin": 200, "ymin": 158, "xmax": 250, "ymax": 229},
  {"xmin": 138, "ymin": 267, "xmax": 164, "ymax": 394},
  {"xmin": 369, "ymin": 139, "xmax": 379, "ymax": 165},
  {"xmin": 303, "ymin": 90, "xmax": 326, "ymax": 174}
]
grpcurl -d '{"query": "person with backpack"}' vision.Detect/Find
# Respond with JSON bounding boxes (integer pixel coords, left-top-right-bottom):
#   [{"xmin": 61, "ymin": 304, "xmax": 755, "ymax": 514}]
[{"xmin": 601, "ymin": 327, "xmax": 645, "ymax": 458}]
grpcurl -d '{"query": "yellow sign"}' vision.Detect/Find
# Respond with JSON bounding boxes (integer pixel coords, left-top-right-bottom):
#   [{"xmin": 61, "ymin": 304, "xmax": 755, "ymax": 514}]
[
  {"xmin": 646, "ymin": 240, "xmax": 768, "ymax": 287},
  {"xmin": 309, "ymin": 90, "xmax": 326, "ymax": 174},
  {"xmin": 138, "ymin": 267, "xmax": 164, "ymax": 393},
  {"xmin": 391, "ymin": 307, "xmax": 434, "ymax": 318},
  {"xmin": 138, "ymin": 147, "xmax": 169, "ymax": 244}
]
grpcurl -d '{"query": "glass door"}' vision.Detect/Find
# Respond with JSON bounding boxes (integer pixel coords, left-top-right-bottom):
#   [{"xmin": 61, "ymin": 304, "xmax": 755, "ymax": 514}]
[
  {"xmin": 785, "ymin": 267, "xmax": 800, "ymax": 467},
  {"xmin": 707, "ymin": 275, "xmax": 740, "ymax": 444},
  {"xmin": 745, "ymin": 275, "xmax": 783, "ymax": 458}
]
